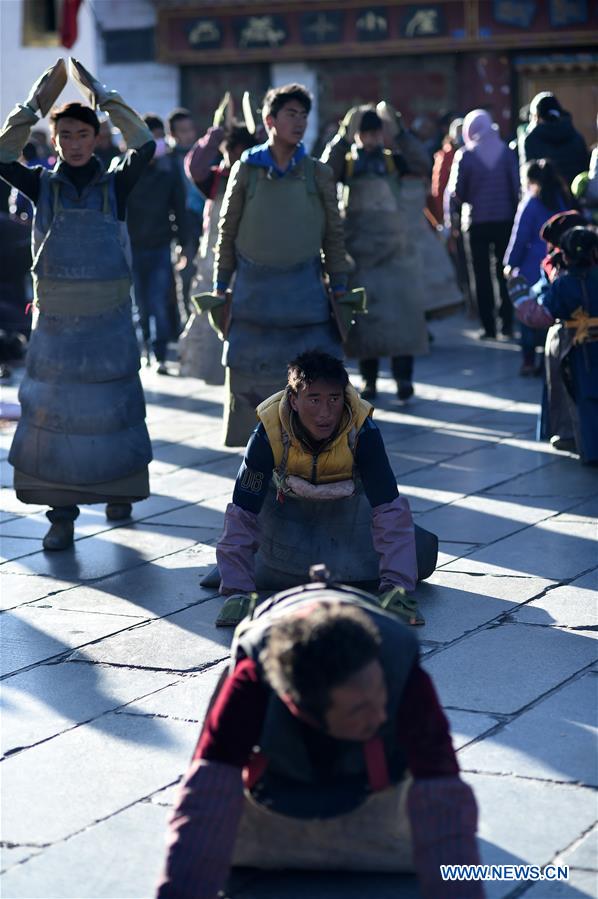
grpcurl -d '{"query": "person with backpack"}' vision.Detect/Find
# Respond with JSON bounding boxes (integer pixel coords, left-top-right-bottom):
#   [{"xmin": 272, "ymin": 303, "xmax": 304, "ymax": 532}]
[
  {"xmin": 203, "ymin": 352, "xmax": 437, "ymax": 628},
  {"xmin": 213, "ymin": 83, "xmax": 350, "ymax": 446},
  {"xmin": 509, "ymin": 226, "xmax": 598, "ymax": 463},
  {"xmin": 156, "ymin": 579, "xmax": 483, "ymax": 899},
  {"xmin": 322, "ymin": 106, "xmax": 428, "ymax": 401}
]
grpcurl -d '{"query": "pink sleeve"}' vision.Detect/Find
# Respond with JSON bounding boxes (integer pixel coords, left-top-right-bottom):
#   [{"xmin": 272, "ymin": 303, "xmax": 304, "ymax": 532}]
[
  {"xmin": 371, "ymin": 495, "xmax": 418, "ymax": 592},
  {"xmin": 216, "ymin": 503, "xmax": 259, "ymax": 595},
  {"xmin": 408, "ymin": 777, "xmax": 485, "ymax": 898},
  {"xmin": 185, "ymin": 126, "xmax": 225, "ymax": 185},
  {"xmin": 155, "ymin": 759, "xmax": 244, "ymax": 899}
]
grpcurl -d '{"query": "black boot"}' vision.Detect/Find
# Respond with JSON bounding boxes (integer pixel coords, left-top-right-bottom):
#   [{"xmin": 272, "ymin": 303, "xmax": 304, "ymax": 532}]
[
  {"xmin": 43, "ymin": 520, "xmax": 74, "ymax": 551},
  {"xmin": 106, "ymin": 503, "xmax": 133, "ymax": 521}
]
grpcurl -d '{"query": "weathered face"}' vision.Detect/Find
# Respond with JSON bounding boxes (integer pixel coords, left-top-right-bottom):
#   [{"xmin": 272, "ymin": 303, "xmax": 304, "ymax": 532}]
[
  {"xmin": 172, "ymin": 117, "xmax": 197, "ymax": 149},
  {"xmin": 266, "ymin": 100, "xmax": 308, "ymax": 147},
  {"xmin": 51, "ymin": 118, "xmax": 98, "ymax": 167},
  {"xmin": 356, "ymin": 129, "xmax": 384, "ymax": 152},
  {"xmin": 324, "ymin": 659, "xmax": 388, "ymax": 742},
  {"xmin": 289, "ymin": 379, "xmax": 345, "ymax": 443}
]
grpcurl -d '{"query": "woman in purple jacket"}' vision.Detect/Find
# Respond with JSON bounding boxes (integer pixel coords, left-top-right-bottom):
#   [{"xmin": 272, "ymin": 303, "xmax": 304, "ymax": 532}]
[
  {"xmin": 446, "ymin": 110, "xmax": 520, "ymax": 339},
  {"xmin": 504, "ymin": 159, "xmax": 570, "ymax": 374}
]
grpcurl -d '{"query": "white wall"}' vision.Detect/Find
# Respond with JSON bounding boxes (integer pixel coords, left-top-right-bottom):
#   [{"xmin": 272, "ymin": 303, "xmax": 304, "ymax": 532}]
[
  {"xmin": 95, "ymin": 0, "xmax": 180, "ymax": 122},
  {"xmin": 0, "ymin": 0, "xmax": 180, "ymax": 130},
  {"xmin": 270, "ymin": 63, "xmax": 319, "ymax": 153},
  {"xmin": 0, "ymin": 0, "xmax": 98, "ymax": 125}
]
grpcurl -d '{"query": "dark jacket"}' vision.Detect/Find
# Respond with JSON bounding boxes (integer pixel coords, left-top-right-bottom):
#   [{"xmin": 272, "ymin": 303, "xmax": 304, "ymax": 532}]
[
  {"xmin": 520, "ymin": 117, "xmax": 589, "ymax": 187},
  {"xmin": 447, "ymin": 145, "xmax": 520, "ymax": 229},
  {"xmin": 126, "ymin": 153, "xmax": 188, "ymax": 249}
]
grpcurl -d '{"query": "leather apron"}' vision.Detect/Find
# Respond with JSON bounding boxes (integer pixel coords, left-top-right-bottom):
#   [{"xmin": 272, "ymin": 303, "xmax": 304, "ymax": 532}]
[
  {"xmin": 344, "ymin": 174, "xmax": 428, "ymax": 359},
  {"xmin": 9, "ymin": 173, "xmax": 152, "ymax": 506}
]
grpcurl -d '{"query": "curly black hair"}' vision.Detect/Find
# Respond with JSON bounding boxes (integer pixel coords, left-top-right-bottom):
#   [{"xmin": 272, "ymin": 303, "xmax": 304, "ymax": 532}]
[{"xmin": 260, "ymin": 603, "xmax": 381, "ymax": 724}]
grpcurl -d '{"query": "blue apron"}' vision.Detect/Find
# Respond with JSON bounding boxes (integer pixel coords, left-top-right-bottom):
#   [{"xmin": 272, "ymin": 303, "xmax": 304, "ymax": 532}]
[{"xmin": 9, "ymin": 168, "xmax": 152, "ymax": 497}]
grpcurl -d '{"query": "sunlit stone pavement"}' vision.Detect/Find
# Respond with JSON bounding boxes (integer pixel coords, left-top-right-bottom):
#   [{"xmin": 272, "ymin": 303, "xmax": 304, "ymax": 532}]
[{"xmin": 1, "ymin": 313, "xmax": 596, "ymax": 899}]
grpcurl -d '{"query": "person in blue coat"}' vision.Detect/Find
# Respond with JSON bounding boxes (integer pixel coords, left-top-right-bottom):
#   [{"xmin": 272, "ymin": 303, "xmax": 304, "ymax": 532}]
[
  {"xmin": 510, "ymin": 227, "xmax": 598, "ymax": 464},
  {"xmin": 504, "ymin": 159, "xmax": 570, "ymax": 374}
]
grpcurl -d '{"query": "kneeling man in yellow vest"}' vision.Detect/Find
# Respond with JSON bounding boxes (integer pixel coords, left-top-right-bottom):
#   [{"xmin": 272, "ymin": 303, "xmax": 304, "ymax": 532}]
[{"xmin": 212, "ymin": 351, "xmax": 437, "ymax": 626}]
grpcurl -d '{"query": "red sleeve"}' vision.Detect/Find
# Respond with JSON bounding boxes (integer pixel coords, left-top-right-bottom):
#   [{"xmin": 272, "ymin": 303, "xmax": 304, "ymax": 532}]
[
  {"xmin": 195, "ymin": 658, "xmax": 268, "ymax": 767},
  {"xmin": 396, "ymin": 664, "xmax": 459, "ymax": 778}
]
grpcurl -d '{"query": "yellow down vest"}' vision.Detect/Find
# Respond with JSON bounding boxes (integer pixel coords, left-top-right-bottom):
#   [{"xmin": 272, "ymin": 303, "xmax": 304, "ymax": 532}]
[{"xmin": 257, "ymin": 385, "xmax": 373, "ymax": 485}]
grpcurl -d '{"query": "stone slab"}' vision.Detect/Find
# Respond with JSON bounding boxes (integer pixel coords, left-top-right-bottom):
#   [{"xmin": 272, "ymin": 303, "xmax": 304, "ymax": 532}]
[
  {"xmin": 513, "ymin": 571, "xmax": 598, "ymax": 630},
  {"xmin": 392, "ymin": 429, "xmax": 499, "ymax": 458},
  {"xmin": 525, "ymin": 869, "xmax": 597, "ymax": 897},
  {"xmin": 1, "ymin": 505, "xmax": 141, "ymax": 540},
  {"xmin": 1, "ymin": 523, "xmax": 211, "ymax": 582},
  {"xmin": 1, "ymin": 661, "xmax": 177, "ymax": 757},
  {"xmin": 414, "ymin": 571, "xmax": 553, "ymax": 645},
  {"xmin": 465, "ymin": 773, "xmax": 598, "ymax": 899},
  {"xmin": 446, "ymin": 710, "xmax": 498, "ymax": 751},
  {"xmin": 1, "ymin": 712, "xmax": 195, "ymax": 845},
  {"xmin": 0, "ymin": 801, "xmax": 170, "ymax": 898},
  {"xmin": 146, "ymin": 782, "xmax": 181, "ymax": 807},
  {"xmin": 559, "ymin": 824, "xmax": 598, "ymax": 871},
  {"xmin": 436, "ymin": 542, "xmax": 477, "ymax": 567},
  {"xmin": 117, "ymin": 661, "xmax": 227, "ymax": 723},
  {"xmin": 449, "ymin": 442, "xmax": 551, "ymax": 477},
  {"xmin": 415, "ymin": 494, "xmax": 573, "ymax": 545},
  {"xmin": 1, "ymin": 846, "xmax": 42, "ymax": 874},
  {"xmin": 558, "ymin": 497, "xmax": 598, "ymax": 521},
  {"xmin": 486, "ymin": 459, "xmax": 598, "ymax": 499},
  {"xmin": 69, "ymin": 598, "xmax": 231, "ymax": 671},
  {"xmin": 424, "ymin": 623, "xmax": 598, "ymax": 714},
  {"xmin": 441, "ymin": 518, "xmax": 597, "ymax": 581},
  {"xmin": 401, "ymin": 462, "xmax": 520, "ymax": 503},
  {"xmin": 0, "ymin": 605, "xmax": 142, "ymax": 678},
  {"xmin": 0, "ymin": 571, "xmax": 76, "ymax": 611},
  {"xmin": 458, "ymin": 673, "xmax": 598, "ymax": 786},
  {"xmin": 462, "ymin": 410, "xmax": 538, "ymax": 437},
  {"xmin": 142, "ymin": 502, "xmax": 226, "ymax": 530},
  {"xmin": 29, "ymin": 545, "xmax": 218, "ymax": 619},
  {"xmin": 0, "ymin": 536, "xmax": 47, "ymax": 564}
]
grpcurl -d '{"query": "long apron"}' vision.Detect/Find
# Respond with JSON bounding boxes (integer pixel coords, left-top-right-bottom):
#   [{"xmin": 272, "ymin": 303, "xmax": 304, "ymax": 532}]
[
  {"xmin": 251, "ymin": 484, "xmax": 437, "ymax": 590},
  {"xmin": 222, "ymin": 254, "xmax": 342, "ymax": 447},
  {"xmin": 178, "ymin": 186, "xmax": 226, "ymax": 384},
  {"xmin": 344, "ymin": 174, "xmax": 428, "ymax": 359},
  {"xmin": 9, "ymin": 181, "xmax": 152, "ymax": 506},
  {"xmin": 406, "ymin": 178, "xmax": 463, "ymax": 317}
]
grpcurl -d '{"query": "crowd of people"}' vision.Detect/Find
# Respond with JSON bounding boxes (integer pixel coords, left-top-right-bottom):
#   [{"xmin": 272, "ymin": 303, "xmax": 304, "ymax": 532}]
[{"xmin": 0, "ymin": 57, "xmax": 596, "ymax": 899}]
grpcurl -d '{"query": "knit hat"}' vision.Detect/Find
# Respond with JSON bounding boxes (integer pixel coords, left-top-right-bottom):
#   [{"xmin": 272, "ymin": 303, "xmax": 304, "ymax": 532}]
[{"xmin": 358, "ymin": 109, "xmax": 383, "ymax": 133}]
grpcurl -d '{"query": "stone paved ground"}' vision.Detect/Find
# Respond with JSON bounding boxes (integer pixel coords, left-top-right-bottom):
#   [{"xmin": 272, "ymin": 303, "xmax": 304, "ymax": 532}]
[{"xmin": 1, "ymin": 313, "xmax": 597, "ymax": 899}]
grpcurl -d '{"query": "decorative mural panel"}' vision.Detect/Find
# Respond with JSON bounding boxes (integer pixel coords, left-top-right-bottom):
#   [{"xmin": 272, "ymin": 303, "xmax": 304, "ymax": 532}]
[
  {"xmin": 549, "ymin": 0, "xmax": 588, "ymax": 27},
  {"xmin": 157, "ymin": 1, "xmax": 598, "ymax": 64},
  {"xmin": 492, "ymin": 1, "xmax": 537, "ymax": 28}
]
